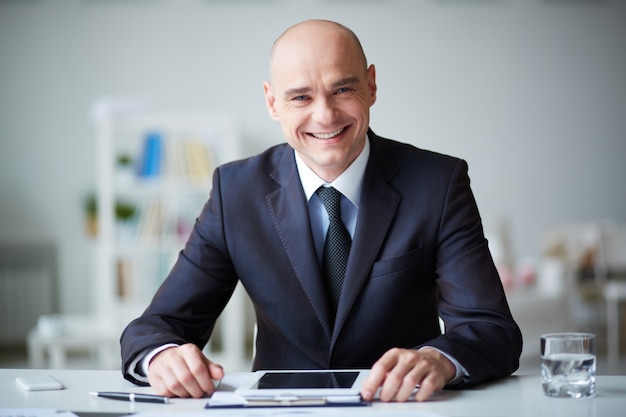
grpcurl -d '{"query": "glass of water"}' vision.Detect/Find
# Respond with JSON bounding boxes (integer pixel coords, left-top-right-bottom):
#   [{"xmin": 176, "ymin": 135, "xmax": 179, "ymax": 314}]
[{"xmin": 541, "ymin": 332, "xmax": 596, "ymax": 398}]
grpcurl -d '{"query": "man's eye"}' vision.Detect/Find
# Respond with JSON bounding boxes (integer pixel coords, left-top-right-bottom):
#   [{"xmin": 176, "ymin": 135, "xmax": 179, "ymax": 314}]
[
  {"xmin": 293, "ymin": 95, "xmax": 309, "ymax": 101},
  {"xmin": 336, "ymin": 87, "xmax": 352, "ymax": 94}
]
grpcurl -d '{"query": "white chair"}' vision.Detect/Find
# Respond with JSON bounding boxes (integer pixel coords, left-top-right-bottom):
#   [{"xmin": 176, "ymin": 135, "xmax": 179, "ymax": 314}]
[{"xmin": 26, "ymin": 314, "xmax": 120, "ymax": 369}]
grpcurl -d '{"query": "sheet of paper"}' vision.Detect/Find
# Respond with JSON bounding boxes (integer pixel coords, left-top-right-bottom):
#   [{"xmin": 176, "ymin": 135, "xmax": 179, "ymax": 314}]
[
  {"xmin": 206, "ymin": 391, "xmax": 248, "ymax": 407},
  {"xmin": 134, "ymin": 410, "xmax": 447, "ymax": 417},
  {"xmin": 215, "ymin": 373, "xmax": 252, "ymax": 392}
]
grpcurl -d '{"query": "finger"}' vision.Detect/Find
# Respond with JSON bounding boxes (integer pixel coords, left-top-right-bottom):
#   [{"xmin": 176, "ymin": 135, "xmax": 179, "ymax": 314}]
[
  {"xmin": 412, "ymin": 348, "xmax": 455, "ymax": 402},
  {"xmin": 378, "ymin": 351, "xmax": 417, "ymax": 402},
  {"xmin": 360, "ymin": 368, "xmax": 385, "ymax": 401},
  {"xmin": 394, "ymin": 367, "xmax": 422, "ymax": 402},
  {"xmin": 190, "ymin": 358, "xmax": 224, "ymax": 396},
  {"xmin": 361, "ymin": 349, "xmax": 400, "ymax": 400},
  {"xmin": 415, "ymin": 371, "xmax": 445, "ymax": 402},
  {"xmin": 148, "ymin": 372, "xmax": 172, "ymax": 397},
  {"xmin": 162, "ymin": 352, "xmax": 204, "ymax": 398},
  {"xmin": 209, "ymin": 361, "xmax": 225, "ymax": 381},
  {"xmin": 174, "ymin": 351, "xmax": 216, "ymax": 398},
  {"xmin": 172, "ymin": 369, "xmax": 207, "ymax": 398},
  {"xmin": 176, "ymin": 344, "xmax": 226, "ymax": 397},
  {"xmin": 148, "ymin": 350, "xmax": 185, "ymax": 397},
  {"xmin": 151, "ymin": 359, "xmax": 193, "ymax": 398},
  {"xmin": 149, "ymin": 344, "xmax": 209, "ymax": 398}
]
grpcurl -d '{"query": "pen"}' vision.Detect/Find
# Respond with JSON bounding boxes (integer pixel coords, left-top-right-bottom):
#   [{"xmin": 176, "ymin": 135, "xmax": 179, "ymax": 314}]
[{"xmin": 90, "ymin": 391, "xmax": 170, "ymax": 404}]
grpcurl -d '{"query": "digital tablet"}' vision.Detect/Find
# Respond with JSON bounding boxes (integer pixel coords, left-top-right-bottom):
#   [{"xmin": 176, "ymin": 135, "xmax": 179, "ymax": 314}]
[{"xmin": 235, "ymin": 369, "xmax": 369, "ymax": 398}]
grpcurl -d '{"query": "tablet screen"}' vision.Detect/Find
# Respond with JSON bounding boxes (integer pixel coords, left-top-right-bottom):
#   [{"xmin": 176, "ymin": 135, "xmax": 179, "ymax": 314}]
[{"xmin": 252, "ymin": 371, "xmax": 360, "ymax": 390}]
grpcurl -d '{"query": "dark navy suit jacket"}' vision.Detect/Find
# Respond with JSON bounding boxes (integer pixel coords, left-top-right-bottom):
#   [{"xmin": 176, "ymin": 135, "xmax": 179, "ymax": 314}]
[{"xmin": 121, "ymin": 130, "xmax": 523, "ymax": 387}]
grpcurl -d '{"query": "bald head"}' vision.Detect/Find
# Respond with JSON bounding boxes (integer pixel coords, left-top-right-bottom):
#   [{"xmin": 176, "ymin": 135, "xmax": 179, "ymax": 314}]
[
  {"xmin": 262, "ymin": 19, "xmax": 377, "ymax": 182},
  {"xmin": 269, "ymin": 20, "xmax": 368, "ymax": 79}
]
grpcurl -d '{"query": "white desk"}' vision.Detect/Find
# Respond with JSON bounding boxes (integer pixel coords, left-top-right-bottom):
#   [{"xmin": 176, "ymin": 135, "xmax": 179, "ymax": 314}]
[{"xmin": 1, "ymin": 369, "xmax": 625, "ymax": 417}]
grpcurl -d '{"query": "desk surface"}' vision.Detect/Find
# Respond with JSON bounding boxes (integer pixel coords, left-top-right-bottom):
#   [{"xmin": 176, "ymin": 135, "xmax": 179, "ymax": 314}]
[{"xmin": 1, "ymin": 369, "xmax": 625, "ymax": 417}]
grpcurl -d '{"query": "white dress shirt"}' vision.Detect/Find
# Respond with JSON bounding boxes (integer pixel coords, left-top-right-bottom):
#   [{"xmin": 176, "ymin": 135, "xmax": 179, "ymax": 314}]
[{"xmin": 295, "ymin": 136, "xmax": 369, "ymax": 265}]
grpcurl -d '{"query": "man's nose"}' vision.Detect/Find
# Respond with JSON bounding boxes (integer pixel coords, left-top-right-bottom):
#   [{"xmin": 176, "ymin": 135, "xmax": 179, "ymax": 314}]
[{"xmin": 311, "ymin": 97, "xmax": 338, "ymax": 124}]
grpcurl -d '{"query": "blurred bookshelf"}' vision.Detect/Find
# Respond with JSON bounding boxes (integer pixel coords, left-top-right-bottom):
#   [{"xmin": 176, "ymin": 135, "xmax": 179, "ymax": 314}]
[{"xmin": 88, "ymin": 111, "xmax": 250, "ymax": 370}]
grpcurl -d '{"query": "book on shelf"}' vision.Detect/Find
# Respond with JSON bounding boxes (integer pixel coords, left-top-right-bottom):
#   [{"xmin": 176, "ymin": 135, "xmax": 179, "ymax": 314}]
[
  {"xmin": 138, "ymin": 131, "xmax": 163, "ymax": 177},
  {"xmin": 116, "ymin": 258, "xmax": 134, "ymax": 300},
  {"xmin": 115, "ymin": 253, "xmax": 176, "ymax": 302},
  {"xmin": 135, "ymin": 131, "xmax": 214, "ymax": 182},
  {"xmin": 184, "ymin": 138, "xmax": 214, "ymax": 182},
  {"xmin": 138, "ymin": 200, "xmax": 164, "ymax": 243}
]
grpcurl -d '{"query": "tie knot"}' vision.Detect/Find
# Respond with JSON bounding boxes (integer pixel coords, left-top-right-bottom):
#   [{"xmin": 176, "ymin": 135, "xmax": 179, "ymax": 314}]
[{"xmin": 316, "ymin": 186, "xmax": 342, "ymax": 219}]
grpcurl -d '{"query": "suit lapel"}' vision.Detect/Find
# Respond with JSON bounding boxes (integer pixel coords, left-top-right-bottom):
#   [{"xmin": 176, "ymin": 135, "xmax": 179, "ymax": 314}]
[
  {"xmin": 264, "ymin": 147, "xmax": 334, "ymax": 338},
  {"xmin": 332, "ymin": 135, "xmax": 401, "ymax": 342}
]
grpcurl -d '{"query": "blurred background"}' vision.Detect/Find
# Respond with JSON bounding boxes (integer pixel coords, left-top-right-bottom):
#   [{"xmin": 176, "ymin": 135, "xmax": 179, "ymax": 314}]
[{"xmin": 1, "ymin": 0, "xmax": 625, "ymax": 375}]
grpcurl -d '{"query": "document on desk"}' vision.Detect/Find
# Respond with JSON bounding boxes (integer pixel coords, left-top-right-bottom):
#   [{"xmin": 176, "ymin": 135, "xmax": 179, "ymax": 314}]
[
  {"xmin": 206, "ymin": 391, "xmax": 368, "ymax": 408},
  {"xmin": 136, "ymin": 410, "xmax": 447, "ymax": 417}
]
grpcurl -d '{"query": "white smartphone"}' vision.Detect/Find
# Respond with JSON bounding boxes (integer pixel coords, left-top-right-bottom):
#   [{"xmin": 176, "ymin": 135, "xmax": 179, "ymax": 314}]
[{"xmin": 16, "ymin": 375, "xmax": 65, "ymax": 391}]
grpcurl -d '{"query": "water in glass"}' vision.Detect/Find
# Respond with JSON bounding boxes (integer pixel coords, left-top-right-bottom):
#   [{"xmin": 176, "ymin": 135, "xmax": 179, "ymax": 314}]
[{"xmin": 541, "ymin": 353, "xmax": 596, "ymax": 398}]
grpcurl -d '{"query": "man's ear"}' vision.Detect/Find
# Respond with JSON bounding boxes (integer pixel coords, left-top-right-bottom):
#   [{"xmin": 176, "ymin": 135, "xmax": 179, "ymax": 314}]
[
  {"xmin": 263, "ymin": 81, "xmax": 280, "ymax": 121},
  {"xmin": 367, "ymin": 64, "xmax": 377, "ymax": 106}
]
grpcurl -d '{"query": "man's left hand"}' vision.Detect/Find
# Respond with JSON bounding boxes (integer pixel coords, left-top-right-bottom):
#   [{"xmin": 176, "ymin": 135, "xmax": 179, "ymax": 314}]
[{"xmin": 360, "ymin": 347, "xmax": 456, "ymax": 402}]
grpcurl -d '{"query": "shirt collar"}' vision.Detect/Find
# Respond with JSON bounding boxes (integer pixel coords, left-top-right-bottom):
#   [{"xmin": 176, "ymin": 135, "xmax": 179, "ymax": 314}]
[{"xmin": 295, "ymin": 135, "xmax": 370, "ymax": 209}]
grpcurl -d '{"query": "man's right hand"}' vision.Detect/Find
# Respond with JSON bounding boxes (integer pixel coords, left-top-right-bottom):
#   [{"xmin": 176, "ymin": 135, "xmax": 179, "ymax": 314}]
[{"xmin": 147, "ymin": 343, "xmax": 224, "ymax": 398}]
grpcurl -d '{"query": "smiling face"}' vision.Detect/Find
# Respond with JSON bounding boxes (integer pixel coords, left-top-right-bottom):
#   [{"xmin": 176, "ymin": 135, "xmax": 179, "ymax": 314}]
[{"xmin": 264, "ymin": 20, "xmax": 377, "ymax": 182}]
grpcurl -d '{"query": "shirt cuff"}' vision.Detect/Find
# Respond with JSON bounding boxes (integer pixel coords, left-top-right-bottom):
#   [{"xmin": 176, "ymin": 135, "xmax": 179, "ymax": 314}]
[{"xmin": 126, "ymin": 343, "xmax": 179, "ymax": 384}]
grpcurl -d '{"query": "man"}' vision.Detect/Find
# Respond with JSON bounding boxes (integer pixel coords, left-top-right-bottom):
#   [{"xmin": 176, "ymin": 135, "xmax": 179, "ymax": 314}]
[{"xmin": 120, "ymin": 19, "xmax": 522, "ymax": 402}]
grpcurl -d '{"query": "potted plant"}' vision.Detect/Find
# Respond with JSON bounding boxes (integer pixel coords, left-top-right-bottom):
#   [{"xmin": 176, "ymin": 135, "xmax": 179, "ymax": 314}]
[{"xmin": 84, "ymin": 193, "xmax": 98, "ymax": 237}]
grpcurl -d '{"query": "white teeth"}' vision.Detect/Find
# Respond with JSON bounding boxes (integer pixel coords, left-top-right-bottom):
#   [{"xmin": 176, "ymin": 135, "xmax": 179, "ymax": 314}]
[{"xmin": 312, "ymin": 128, "xmax": 344, "ymax": 139}]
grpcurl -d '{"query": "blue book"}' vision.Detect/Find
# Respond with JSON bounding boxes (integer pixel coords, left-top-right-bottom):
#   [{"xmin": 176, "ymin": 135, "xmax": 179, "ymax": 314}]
[{"xmin": 139, "ymin": 131, "xmax": 163, "ymax": 177}]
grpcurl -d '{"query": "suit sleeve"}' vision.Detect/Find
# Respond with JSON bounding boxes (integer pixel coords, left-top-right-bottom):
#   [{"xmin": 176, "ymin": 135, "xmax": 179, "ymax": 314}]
[
  {"xmin": 423, "ymin": 159, "xmax": 523, "ymax": 387},
  {"xmin": 119, "ymin": 167, "xmax": 238, "ymax": 385}
]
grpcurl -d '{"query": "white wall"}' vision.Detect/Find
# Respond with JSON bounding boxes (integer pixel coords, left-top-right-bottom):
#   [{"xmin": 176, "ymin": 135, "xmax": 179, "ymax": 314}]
[{"xmin": 1, "ymin": 0, "xmax": 624, "ymax": 314}]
